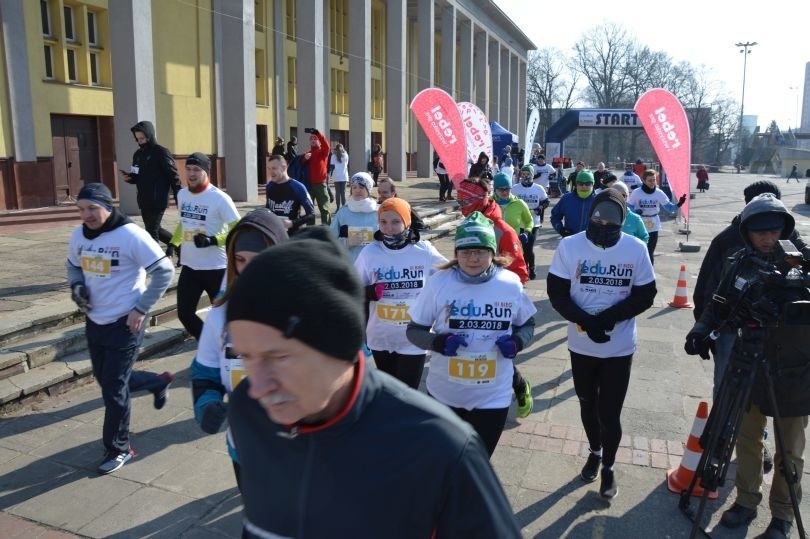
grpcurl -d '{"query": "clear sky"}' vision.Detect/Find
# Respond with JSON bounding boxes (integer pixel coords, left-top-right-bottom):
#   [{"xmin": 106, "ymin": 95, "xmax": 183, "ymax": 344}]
[{"xmin": 494, "ymin": 0, "xmax": 808, "ymax": 131}]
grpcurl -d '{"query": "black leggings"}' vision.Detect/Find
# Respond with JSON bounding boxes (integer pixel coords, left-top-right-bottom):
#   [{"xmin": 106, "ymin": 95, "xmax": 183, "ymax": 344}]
[
  {"xmin": 438, "ymin": 174, "xmax": 452, "ymax": 199},
  {"xmin": 522, "ymin": 226, "xmax": 538, "ymax": 271},
  {"xmin": 448, "ymin": 406, "xmax": 509, "ymax": 457},
  {"xmin": 647, "ymin": 231, "xmax": 658, "ymax": 265},
  {"xmin": 371, "ymin": 350, "xmax": 426, "ymax": 390},
  {"xmin": 177, "ymin": 266, "xmax": 225, "ymax": 341},
  {"xmin": 570, "ymin": 351, "xmax": 633, "ymax": 467}
]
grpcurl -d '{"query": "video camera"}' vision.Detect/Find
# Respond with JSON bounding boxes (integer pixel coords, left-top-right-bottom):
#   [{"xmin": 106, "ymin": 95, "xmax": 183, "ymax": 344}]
[{"xmin": 711, "ymin": 240, "xmax": 810, "ymax": 328}]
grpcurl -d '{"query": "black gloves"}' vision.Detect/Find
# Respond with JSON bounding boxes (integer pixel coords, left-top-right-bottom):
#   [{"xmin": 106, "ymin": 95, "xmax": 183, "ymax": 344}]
[
  {"xmin": 338, "ymin": 225, "xmax": 349, "ymax": 238},
  {"xmin": 560, "ymin": 227, "xmax": 574, "ymax": 237},
  {"xmin": 684, "ymin": 330, "xmax": 711, "ymax": 360},
  {"xmin": 200, "ymin": 401, "xmax": 228, "ymax": 434},
  {"xmin": 677, "ymin": 194, "xmax": 687, "ymax": 207},
  {"xmin": 70, "ymin": 283, "xmax": 90, "ymax": 312},
  {"xmin": 540, "ymin": 200, "xmax": 550, "ymax": 209},
  {"xmin": 193, "ymin": 234, "xmax": 217, "ymax": 248},
  {"xmin": 166, "ymin": 243, "xmax": 178, "ymax": 258},
  {"xmin": 580, "ymin": 313, "xmax": 615, "ymax": 343}
]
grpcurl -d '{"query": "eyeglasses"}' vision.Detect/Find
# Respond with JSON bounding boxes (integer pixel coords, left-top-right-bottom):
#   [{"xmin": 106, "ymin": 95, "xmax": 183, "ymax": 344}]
[
  {"xmin": 457, "ymin": 249, "xmax": 490, "ymax": 259},
  {"xmin": 576, "ymin": 182, "xmax": 592, "ymax": 187},
  {"xmin": 495, "ymin": 187, "xmax": 511, "ymax": 193}
]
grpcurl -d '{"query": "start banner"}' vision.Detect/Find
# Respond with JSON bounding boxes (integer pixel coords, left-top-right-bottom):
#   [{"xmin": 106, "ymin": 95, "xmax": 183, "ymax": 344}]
[{"xmin": 635, "ymin": 89, "xmax": 692, "ymax": 221}]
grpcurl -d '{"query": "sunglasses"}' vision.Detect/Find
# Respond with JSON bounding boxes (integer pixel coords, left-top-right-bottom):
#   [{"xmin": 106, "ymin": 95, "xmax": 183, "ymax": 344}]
[{"xmin": 576, "ymin": 182, "xmax": 592, "ymax": 186}]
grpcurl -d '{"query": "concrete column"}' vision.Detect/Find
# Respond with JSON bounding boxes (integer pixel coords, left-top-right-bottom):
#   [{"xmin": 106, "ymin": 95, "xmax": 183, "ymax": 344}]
[
  {"xmin": 518, "ymin": 59, "xmax": 527, "ymax": 155},
  {"xmin": 110, "ymin": 0, "xmax": 155, "ymax": 214},
  {"xmin": 322, "ymin": 0, "xmax": 331, "ymax": 130},
  {"xmin": 273, "ymin": 0, "xmax": 286, "ymax": 138},
  {"xmin": 385, "ymin": 0, "xmax": 406, "ymax": 181},
  {"xmin": 218, "ymin": 0, "xmax": 257, "ymax": 202},
  {"xmin": 0, "ymin": 0, "xmax": 35, "ymax": 162},
  {"xmin": 348, "ymin": 0, "xmax": 370, "ymax": 167},
  {"xmin": 416, "ymin": 0, "xmax": 434, "ymax": 178},
  {"xmin": 440, "ymin": 5, "xmax": 456, "ymax": 98},
  {"xmin": 487, "ymin": 37, "xmax": 499, "ymax": 120},
  {"xmin": 296, "ymin": 0, "xmax": 326, "ymax": 131},
  {"xmin": 510, "ymin": 53, "xmax": 519, "ymax": 138},
  {"xmin": 473, "ymin": 28, "xmax": 487, "ymax": 111},
  {"xmin": 499, "ymin": 46, "xmax": 510, "ymax": 129},
  {"xmin": 457, "ymin": 18, "xmax": 473, "ymax": 103},
  {"xmin": 212, "ymin": 0, "xmax": 224, "ymax": 156}
]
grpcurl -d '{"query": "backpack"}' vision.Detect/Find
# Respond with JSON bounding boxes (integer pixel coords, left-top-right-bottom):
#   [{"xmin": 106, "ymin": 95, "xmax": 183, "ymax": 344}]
[{"xmin": 286, "ymin": 155, "xmax": 310, "ymax": 189}]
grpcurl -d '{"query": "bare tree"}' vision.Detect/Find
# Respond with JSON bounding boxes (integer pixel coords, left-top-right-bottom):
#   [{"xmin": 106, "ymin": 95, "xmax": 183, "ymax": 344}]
[
  {"xmin": 678, "ymin": 66, "xmax": 717, "ymax": 163},
  {"xmin": 570, "ymin": 23, "xmax": 637, "ymax": 108},
  {"xmin": 526, "ymin": 48, "xmax": 578, "ymax": 143},
  {"xmin": 711, "ymin": 93, "xmax": 740, "ymax": 164}
]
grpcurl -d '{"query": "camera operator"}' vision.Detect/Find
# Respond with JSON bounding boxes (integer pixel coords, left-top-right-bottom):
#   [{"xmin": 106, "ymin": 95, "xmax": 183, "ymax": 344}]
[{"xmin": 684, "ymin": 193, "xmax": 809, "ymax": 539}]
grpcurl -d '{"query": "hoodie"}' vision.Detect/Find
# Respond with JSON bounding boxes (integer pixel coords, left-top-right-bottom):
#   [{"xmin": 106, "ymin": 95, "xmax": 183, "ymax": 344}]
[
  {"xmin": 129, "ymin": 121, "xmax": 182, "ymax": 210},
  {"xmin": 468, "ymin": 152, "xmax": 493, "ymax": 180}
]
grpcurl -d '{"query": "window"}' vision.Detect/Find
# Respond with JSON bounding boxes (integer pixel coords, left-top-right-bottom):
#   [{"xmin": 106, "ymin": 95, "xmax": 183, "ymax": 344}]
[
  {"xmin": 372, "ymin": 78, "xmax": 383, "ymax": 119},
  {"xmin": 371, "ymin": 7, "xmax": 383, "ymax": 68},
  {"xmin": 66, "ymin": 48, "xmax": 77, "ymax": 82},
  {"xmin": 64, "ymin": 6, "xmax": 75, "ymax": 41},
  {"xmin": 287, "ymin": 57, "xmax": 297, "ymax": 109},
  {"xmin": 87, "ymin": 11, "xmax": 97, "ymax": 46},
  {"xmin": 44, "ymin": 45, "xmax": 54, "ymax": 79},
  {"xmin": 41, "ymin": 0, "xmax": 52, "ymax": 36},
  {"xmin": 255, "ymin": 0, "xmax": 265, "ymax": 31},
  {"xmin": 331, "ymin": 68, "xmax": 349, "ymax": 115},
  {"xmin": 89, "ymin": 52, "xmax": 100, "ymax": 85},
  {"xmin": 330, "ymin": 0, "xmax": 348, "ymax": 55},
  {"xmin": 285, "ymin": 0, "xmax": 296, "ymax": 41}
]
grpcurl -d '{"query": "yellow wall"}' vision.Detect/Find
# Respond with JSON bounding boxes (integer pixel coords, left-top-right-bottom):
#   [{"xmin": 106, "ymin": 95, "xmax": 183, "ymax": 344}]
[
  {"xmin": 152, "ymin": 0, "xmax": 215, "ymax": 155},
  {"xmin": 255, "ymin": 0, "xmax": 275, "ymax": 136},
  {"xmin": 27, "ymin": 0, "xmax": 115, "ymax": 156},
  {"xmin": 0, "ymin": 16, "xmax": 11, "ymax": 158}
]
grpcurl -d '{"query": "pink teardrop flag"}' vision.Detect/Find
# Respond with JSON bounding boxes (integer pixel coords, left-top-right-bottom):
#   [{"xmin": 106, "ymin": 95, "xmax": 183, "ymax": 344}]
[
  {"xmin": 635, "ymin": 89, "xmax": 692, "ymax": 222},
  {"xmin": 457, "ymin": 101, "xmax": 492, "ymax": 165},
  {"xmin": 410, "ymin": 88, "xmax": 469, "ymax": 186}
]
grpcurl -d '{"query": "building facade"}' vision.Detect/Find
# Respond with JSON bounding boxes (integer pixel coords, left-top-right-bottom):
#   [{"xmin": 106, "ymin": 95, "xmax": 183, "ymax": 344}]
[{"xmin": 0, "ymin": 0, "xmax": 533, "ymax": 211}]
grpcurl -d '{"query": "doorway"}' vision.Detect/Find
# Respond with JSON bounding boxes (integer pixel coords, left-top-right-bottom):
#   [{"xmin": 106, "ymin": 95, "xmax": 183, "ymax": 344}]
[
  {"xmin": 257, "ymin": 124, "xmax": 268, "ymax": 185},
  {"xmin": 51, "ymin": 115, "xmax": 100, "ymax": 202}
]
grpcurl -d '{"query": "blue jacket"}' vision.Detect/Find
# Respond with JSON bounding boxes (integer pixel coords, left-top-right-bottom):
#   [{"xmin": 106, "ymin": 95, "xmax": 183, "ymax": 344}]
[
  {"xmin": 550, "ymin": 192, "xmax": 595, "ymax": 236},
  {"xmin": 623, "ymin": 211, "xmax": 649, "ymax": 243}
]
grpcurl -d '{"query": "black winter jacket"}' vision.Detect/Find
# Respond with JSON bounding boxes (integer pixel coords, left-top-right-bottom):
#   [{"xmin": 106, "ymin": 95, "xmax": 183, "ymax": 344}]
[
  {"xmin": 128, "ymin": 121, "xmax": 181, "ymax": 210},
  {"xmin": 229, "ymin": 360, "xmax": 521, "ymax": 539}
]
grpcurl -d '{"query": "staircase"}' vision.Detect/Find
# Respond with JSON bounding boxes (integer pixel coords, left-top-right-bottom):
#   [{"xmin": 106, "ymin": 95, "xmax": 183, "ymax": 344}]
[{"xmin": 0, "ymin": 202, "xmax": 461, "ymax": 411}]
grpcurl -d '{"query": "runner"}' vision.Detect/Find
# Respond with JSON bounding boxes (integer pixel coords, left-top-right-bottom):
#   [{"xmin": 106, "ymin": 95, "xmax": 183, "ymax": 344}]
[
  {"xmin": 491, "ymin": 173, "xmax": 535, "ymax": 279},
  {"xmin": 609, "ymin": 182, "xmax": 648, "ymax": 244},
  {"xmin": 354, "ymin": 198, "xmax": 447, "ymax": 389},
  {"xmin": 407, "ymin": 212, "xmax": 536, "ymax": 456},
  {"xmin": 191, "ymin": 208, "xmax": 288, "ymax": 492},
  {"xmin": 66, "ymin": 183, "xmax": 175, "ymax": 474},
  {"xmin": 264, "ymin": 154, "xmax": 315, "ymax": 235},
  {"xmin": 626, "ymin": 169, "xmax": 686, "ymax": 265},
  {"xmin": 330, "ymin": 172, "xmax": 379, "ymax": 263},
  {"xmin": 511, "ymin": 165, "xmax": 549, "ymax": 279}
]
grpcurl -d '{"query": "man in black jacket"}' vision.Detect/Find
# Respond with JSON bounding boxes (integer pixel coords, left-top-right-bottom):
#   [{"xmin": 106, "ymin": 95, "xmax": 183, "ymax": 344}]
[
  {"xmin": 122, "ymin": 121, "xmax": 181, "ymax": 249},
  {"xmin": 225, "ymin": 228, "xmax": 521, "ymax": 539}
]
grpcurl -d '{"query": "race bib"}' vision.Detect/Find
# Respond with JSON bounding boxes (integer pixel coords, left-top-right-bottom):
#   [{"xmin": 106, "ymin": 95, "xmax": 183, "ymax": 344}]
[
  {"xmin": 375, "ymin": 299, "xmax": 413, "ymax": 325},
  {"xmin": 183, "ymin": 228, "xmax": 204, "ymax": 243},
  {"xmin": 348, "ymin": 227, "xmax": 374, "ymax": 246},
  {"xmin": 81, "ymin": 253, "xmax": 112, "ymax": 278},
  {"xmin": 448, "ymin": 350, "xmax": 497, "ymax": 385},
  {"xmin": 643, "ymin": 218, "xmax": 655, "ymax": 231},
  {"xmin": 229, "ymin": 357, "xmax": 247, "ymax": 391}
]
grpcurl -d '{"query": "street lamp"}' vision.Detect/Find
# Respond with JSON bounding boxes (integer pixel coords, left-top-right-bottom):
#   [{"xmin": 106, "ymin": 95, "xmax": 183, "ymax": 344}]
[
  {"xmin": 735, "ymin": 41, "xmax": 757, "ymax": 164},
  {"xmin": 789, "ymin": 86, "xmax": 800, "ymax": 131}
]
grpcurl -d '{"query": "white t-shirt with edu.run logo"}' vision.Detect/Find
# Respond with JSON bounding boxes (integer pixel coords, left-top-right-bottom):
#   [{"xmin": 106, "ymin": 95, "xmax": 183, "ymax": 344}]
[
  {"xmin": 177, "ymin": 185, "xmax": 240, "ymax": 270},
  {"xmin": 548, "ymin": 232, "xmax": 655, "ymax": 357},
  {"xmin": 409, "ymin": 267, "xmax": 536, "ymax": 410}
]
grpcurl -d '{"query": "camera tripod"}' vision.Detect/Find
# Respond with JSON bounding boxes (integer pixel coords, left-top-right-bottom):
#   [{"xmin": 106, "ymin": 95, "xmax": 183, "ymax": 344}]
[{"xmin": 679, "ymin": 326, "xmax": 806, "ymax": 539}]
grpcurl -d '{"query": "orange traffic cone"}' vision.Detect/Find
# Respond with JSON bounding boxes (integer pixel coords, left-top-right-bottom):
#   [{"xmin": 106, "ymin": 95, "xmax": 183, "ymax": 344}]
[
  {"xmin": 667, "ymin": 401, "xmax": 718, "ymax": 499},
  {"xmin": 668, "ymin": 264, "xmax": 694, "ymax": 309}
]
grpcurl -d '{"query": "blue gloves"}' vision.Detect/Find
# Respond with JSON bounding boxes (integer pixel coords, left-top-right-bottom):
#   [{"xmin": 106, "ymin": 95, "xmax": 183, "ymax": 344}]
[
  {"xmin": 200, "ymin": 401, "xmax": 228, "ymax": 434},
  {"xmin": 495, "ymin": 335, "xmax": 519, "ymax": 359},
  {"xmin": 440, "ymin": 334, "xmax": 468, "ymax": 356},
  {"xmin": 519, "ymin": 232, "xmax": 530, "ymax": 245}
]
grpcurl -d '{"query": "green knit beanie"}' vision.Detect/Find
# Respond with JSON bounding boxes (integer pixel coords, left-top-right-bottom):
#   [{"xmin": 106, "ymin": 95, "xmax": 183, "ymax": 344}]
[{"xmin": 455, "ymin": 211, "xmax": 497, "ymax": 252}]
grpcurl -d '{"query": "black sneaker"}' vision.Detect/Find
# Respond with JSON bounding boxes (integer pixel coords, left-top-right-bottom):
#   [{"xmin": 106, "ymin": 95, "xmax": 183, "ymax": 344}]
[
  {"xmin": 763, "ymin": 446, "xmax": 774, "ymax": 474},
  {"xmin": 599, "ymin": 468, "xmax": 618, "ymax": 499},
  {"xmin": 720, "ymin": 503, "xmax": 757, "ymax": 528},
  {"xmin": 153, "ymin": 372, "xmax": 174, "ymax": 410},
  {"xmin": 756, "ymin": 517, "xmax": 792, "ymax": 539},
  {"xmin": 97, "ymin": 449, "xmax": 135, "ymax": 475},
  {"xmin": 529, "ymin": 268, "xmax": 537, "ymax": 280},
  {"xmin": 581, "ymin": 452, "xmax": 601, "ymax": 483}
]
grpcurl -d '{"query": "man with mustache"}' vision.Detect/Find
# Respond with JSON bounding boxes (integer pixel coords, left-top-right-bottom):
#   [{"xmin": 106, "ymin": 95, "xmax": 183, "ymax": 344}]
[{"xmin": 225, "ymin": 228, "xmax": 521, "ymax": 538}]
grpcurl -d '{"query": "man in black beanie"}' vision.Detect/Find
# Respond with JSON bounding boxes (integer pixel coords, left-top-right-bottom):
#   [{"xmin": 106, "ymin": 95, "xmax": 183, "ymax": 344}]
[{"xmin": 225, "ymin": 228, "xmax": 521, "ymax": 539}]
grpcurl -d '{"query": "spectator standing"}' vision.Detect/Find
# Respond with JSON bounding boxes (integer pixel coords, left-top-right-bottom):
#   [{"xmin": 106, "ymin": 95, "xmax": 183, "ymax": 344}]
[
  {"xmin": 512, "ymin": 165, "xmax": 549, "ymax": 279},
  {"xmin": 407, "ymin": 212, "xmax": 537, "ymax": 456},
  {"xmin": 469, "ymin": 151, "xmax": 493, "ymax": 180},
  {"xmin": 567, "ymin": 161, "xmax": 586, "ymax": 192},
  {"xmin": 66, "ymin": 183, "xmax": 175, "ymax": 475},
  {"xmin": 434, "ymin": 154, "xmax": 453, "ymax": 201},
  {"xmin": 547, "ymin": 189, "xmax": 657, "ymax": 499},
  {"xmin": 354, "ymin": 198, "xmax": 447, "ymax": 389},
  {"xmin": 264, "ymin": 154, "xmax": 315, "ymax": 235},
  {"xmin": 330, "ymin": 143, "xmax": 349, "ymax": 210},
  {"xmin": 551, "ymin": 170, "xmax": 597, "ymax": 237},
  {"xmin": 168, "ymin": 153, "xmax": 241, "ymax": 340},
  {"xmin": 284, "ymin": 136, "xmax": 297, "ymax": 164},
  {"xmin": 122, "ymin": 121, "xmax": 181, "ymax": 248},
  {"xmin": 627, "ymin": 170, "xmax": 686, "ymax": 265},
  {"xmin": 301, "ymin": 128, "xmax": 331, "ymax": 225},
  {"xmin": 368, "ymin": 143, "xmax": 384, "ymax": 186},
  {"xmin": 271, "ymin": 137, "xmax": 286, "ymax": 157},
  {"xmin": 632, "ymin": 159, "xmax": 646, "ymax": 179},
  {"xmin": 191, "ymin": 208, "xmax": 288, "ymax": 492},
  {"xmin": 593, "ymin": 162, "xmax": 608, "ymax": 186},
  {"xmin": 787, "ymin": 163, "xmax": 800, "ymax": 183},
  {"xmin": 330, "ymin": 172, "xmax": 379, "ymax": 263},
  {"xmin": 225, "ymin": 230, "xmax": 522, "ymax": 538},
  {"xmin": 696, "ymin": 165, "xmax": 710, "ymax": 192}
]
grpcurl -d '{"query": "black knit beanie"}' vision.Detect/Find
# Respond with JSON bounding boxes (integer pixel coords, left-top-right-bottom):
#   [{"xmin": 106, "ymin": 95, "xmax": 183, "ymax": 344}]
[
  {"xmin": 77, "ymin": 182, "xmax": 114, "ymax": 211},
  {"xmin": 589, "ymin": 188, "xmax": 626, "ymax": 224},
  {"xmin": 186, "ymin": 152, "xmax": 211, "ymax": 175},
  {"xmin": 743, "ymin": 180, "xmax": 781, "ymax": 204},
  {"xmin": 226, "ymin": 226, "xmax": 364, "ymax": 362}
]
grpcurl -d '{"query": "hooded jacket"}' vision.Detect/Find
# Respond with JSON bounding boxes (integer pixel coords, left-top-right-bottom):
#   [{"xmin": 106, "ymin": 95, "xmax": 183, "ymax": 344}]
[
  {"xmin": 129, "ymin": 121, "xmax": 182, "ymax": 210},
  {"xmin": 693, "ymin": 195, "xmax": 810, "ymax": 416},
  {"xmin": 468, "ymin": 152, "xmax": 493, "ymax": 180},
  {"xmin": 550, "ymin": 190, "xmax": 595, "ymax": 236},
  {"xmin": 492, "ymin": 193, "xmax": 533, "ymax": 236}
]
